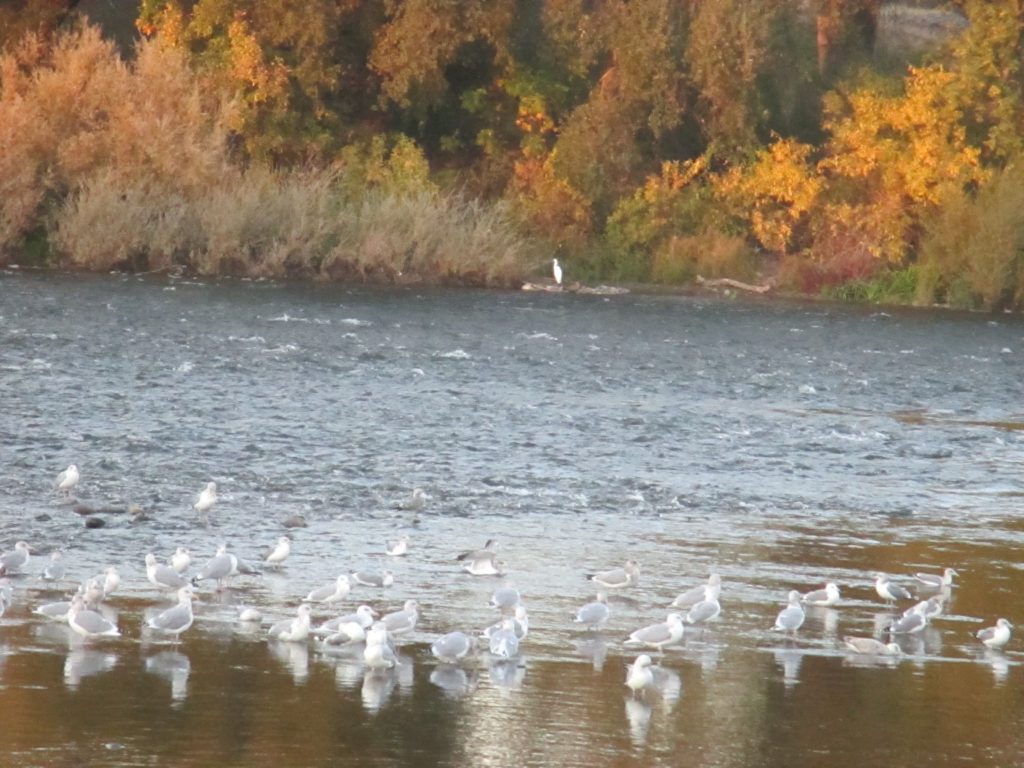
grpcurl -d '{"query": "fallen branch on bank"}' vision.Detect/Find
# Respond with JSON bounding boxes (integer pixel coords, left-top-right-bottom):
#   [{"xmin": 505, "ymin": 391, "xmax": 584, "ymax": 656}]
[{"xmin": 696, "ymin": 276, "xmax": 771, "ymax": 294}]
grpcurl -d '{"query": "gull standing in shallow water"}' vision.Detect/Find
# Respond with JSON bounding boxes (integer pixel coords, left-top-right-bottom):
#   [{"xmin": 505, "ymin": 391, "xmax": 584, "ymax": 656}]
[
  {"xmin": 304, "ymin": 575, "xmax": 351, "ymax": 604},
  {"xmin": 977, "ymin": 618, "xmax": 1013, "ymax": 649},
  {"xmin": 193, "ymin": 545, "xmax": 239, "ymax": 590},
  {"xmin": 381, "ymin": 600, "xmax": 419, "ymax": 639},
  {"xmin": 625, "ymin": 654, "xmax": 654, "ymax": 696},
  {"xmin": 488, "ymin": 619, "xmax": 520, "ymax": 659},
  {"xmin": 773, "ymin": 591, "xmax": 805, "ymax": 634},
  {"xmin": 483, "ymin": 605, "xmax": 529, "ymax": 641},
  {"xmin": 802, "ymin": 582, "xmax": 841, "ymax": 607},
  {"xmin": 914, "ymin": 567, "xmax": 958, "ymax": 590},
  {"xmin": 67, "ymin": 595, "xmax": 119, "ymax": 639},
  {"xmin": 385, "ymin": 535, "xmax": 410, "ymax": 557},
  {"xmin": 888, "ymin": 602, "xmax": 929, "ymax": 635},
  {"xmin": 268, "ymin": 605, "xmax": 312, "ymax": 643},
  {"xmin": 574, "ymin": 593, "xmax": 610, "ymax": 631},
  {"xmin": 314, "ymin": 605, "xmax": 377, "ymax": 637},
  {"xmin": 626, "ymin": 613, "xmax": 684, "ymax": 650},
  {"xmin": 146, "ymin": 587, "xmax": 195, "ymax": 642},
  {"xmin": 0, "ymin": 541, "xmax": 32, "ymax": 575},
  {"xmin": 352, "ymin": 570, "xmax": 395, "ymax": 588},
  {"xmin": 875, "ymin": 573, "xmax": 912, "ymax": 604},
  {"xmin": 170, "ymin": 547, "xmax": 191, "ymax": 574},
  {"xmin": 671, "ymin": 574, "xmax": 721, "ymax": 609},
  {"xmin": 686, "ymin": 594, "xmax": 722, "ymax": 626},
  {"xmin": 194, "ymin": 481, "xmax": 217, "ymax": 521},
  {"xmin": 264, "ymin": 536, "xmax": 291, "ymax": 569},
  {"xmin": 146, "ymin": 553, "xmax": 189, "ymax": 591},
  {"xmin": 844, "ymin": 636, "xmax": 902, "ymax": 656},
  {"xmin": 42, "ymin": 551, "xmax": 65, "ymax": 581},
  {"xmin": 587, "ymin": 560, "xmax": 640, "ymax": 590},
  {"xmin": 491, "ymin": 587, "xmax": 521, "ymax": 613},
  {"xmin": 431, "ymin": 631, "xmax": 477, "ymax": 663},
  {"xmin": 54, "ymin": 464, "xmax": 79, "ymax": 497}
]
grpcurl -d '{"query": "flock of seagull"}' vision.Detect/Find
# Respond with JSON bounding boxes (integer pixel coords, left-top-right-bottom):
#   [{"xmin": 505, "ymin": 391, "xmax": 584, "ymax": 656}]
[{"xmin": 0, "ymin": 466, "xmax": 1016, "ymax": 702}]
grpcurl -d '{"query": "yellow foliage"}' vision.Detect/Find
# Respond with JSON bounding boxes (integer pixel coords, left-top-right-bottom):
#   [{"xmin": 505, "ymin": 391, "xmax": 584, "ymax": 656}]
[
  {"xmin": 510, "ymin": 156, "xmax": 592, "ymax": 248},
  {"xmin": 716, "ymin": 138, "xmax": 822, "ymax": 255}
]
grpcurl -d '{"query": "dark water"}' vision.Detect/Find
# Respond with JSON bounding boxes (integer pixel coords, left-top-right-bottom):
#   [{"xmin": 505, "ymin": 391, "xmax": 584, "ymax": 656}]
[{"xmin": 1, "ymin": 271, "xmax": 1024, "ymax": 767}]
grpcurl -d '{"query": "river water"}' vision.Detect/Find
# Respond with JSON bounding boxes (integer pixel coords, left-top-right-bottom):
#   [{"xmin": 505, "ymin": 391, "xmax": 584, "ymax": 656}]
[{"xmin": 1, "ymin": 271, "xmax": 1023, "ymax": 767}]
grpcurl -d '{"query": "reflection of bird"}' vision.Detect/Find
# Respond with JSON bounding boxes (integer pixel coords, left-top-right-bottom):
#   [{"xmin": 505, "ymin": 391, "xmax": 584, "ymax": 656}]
[
  {"xmin": 844, "ymin": 636, "xmax": 901, "ymax": 656},
  {"xmin": 552, "ymin": 258, "xmax": 563, "ymax": 286},
  {"xmin": 54, "ymin": 464, "xmax": 79, "ymax": 496},
  {"xmin": 977, "ymin": 618, "xmax": 1013, "ymax": 649}
]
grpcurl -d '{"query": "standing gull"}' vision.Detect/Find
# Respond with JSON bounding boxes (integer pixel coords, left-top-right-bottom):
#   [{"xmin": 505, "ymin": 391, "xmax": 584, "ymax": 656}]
[
  {"xmin": 54, "ymin": 464, "xmax": 80, "ymax": 497},
  {"xmin": 431, "ymin": 631, "xmax": 477, "ymax": 664},
  {"xmin": 686, "ymin": 595, "xmax": 722, "ymax": 626},
  {"xmin": 364, "ymin": 622, "xmax": 398, "ymax": 670},
  {"xmin": 268, "ymin": 605, "xmax": 312, "ymax": 643},
  {"xmin": 146, "ymin": 587, "xmax": 195, "ymax": 642},
  {"xmin": 914, "ymin": 568, "xmax": 958, "ymax": 590},
  {"xmin": 0, "ymin": 542, "xmax": 32, "ymax": 575},
  {"xmin": 304, "ymin": 575, "xmax": 351, "ymax": 604},
  {"xmin": 386, "ymin": 535, "xmax": 410, "ymax": 557},
  {"xmin": 352, "ymin": 570, "xmax": 395, "ymax": 588},
  {"xmin": 587, "ymin": 560, "xmax": 640, "ymax": 590},
  {"xmin": 194, "ymin": 481, "xmax": 217, "ymax": 520},
  {"xmin": 875, "ymin": 573, "xmax": 912, "ymax": 604},
  {"xmin": 626, "ymin": 614, "xmax": 684, "ymax": 650},
  {"xmin": 313, "ymin": 605, "xmax": 377, "ymax": 637},
  {"xmin": 67, "ymin": 595, "xmax": 119, "ymax": 639},
  {"xmin": 42, "ymin": 551, "xmax": 66, "ymax": 581},
  {"xmin": 490, "ymin": 587, "xmax": 521, "ymax": 613},
  {"xmin": 193, "ymin": 544, "xmax": 239, "ymax": 590},
  {"xmin": 671, "ymin": 574, "xmax": 721, "ymax": 609},
  {"xmin": 169, "ymin": 547, "xmax": 191, "ymax": 574},
  {"xmin": 888, "ymin": 602, "xmax": 929, "ymax": 635},
  {"xmin": 100, "ymin": 566, "xmax": 120, "ymax": 598},
  {"xmin": 772, "ymin": 591, "xmax": 805, "ymax": 634},
  {"xmin": 625, "ymin": 654, "xmax": 654, "ymax": 696},
  {"xmin": 396, "ymin": 488, "xmax": 427, "ymax": 512},
  {"xmin": 146, "ymin": 553, "xmax": 189, "ymax": 591},
  {"xmin": 574, "ymin": 593, "xmax": 610, "ymax": 631},
  {"xmin": 488, "ymin": 619, "xmax": 520, "ymax": 659},
  {"xmin": 381, "ymin": 600, "xmax": 419, "ymax": 638},
  {"xmin": 802, "ymin": 582, "xmax": 841, "ymax": 607},
  {"xmin": 976, "ymin": 618, "xmax": 1013, "ymax": 649},
  {"xmin": 264, "ymin": 536, "xmax": 291, "ymax": 569},
  {"xmin": 483, "ymin": 605, "xmax": 529, "ymax": 641}
]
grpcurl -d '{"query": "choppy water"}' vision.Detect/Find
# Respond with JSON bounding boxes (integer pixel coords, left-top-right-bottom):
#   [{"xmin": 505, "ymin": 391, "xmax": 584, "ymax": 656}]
[{"xmin": 2, "ymin": 271, "xmax": 1024, "ymax": 767}]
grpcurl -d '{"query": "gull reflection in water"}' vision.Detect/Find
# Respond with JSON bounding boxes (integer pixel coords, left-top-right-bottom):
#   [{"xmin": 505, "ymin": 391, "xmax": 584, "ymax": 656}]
[
  {"xmin": 984, "ymin": 649, "xmax": 1010, "ymax": 685},
  {"xmin": 64, "ymin": 648, "xmax": 118, "ymax": 690},
  {"xmin": 333, "ymin": 658, "xmax": 365, "ymax": 691},
  {"xmin": 488, "ymin": 657, "xmax": 527, "ymax": 692},
  {"xmin": 773, "ymin": 647, "xmax": 803, "ymax": 688},
  {"xmin": 145, "ymin": 651, "xmax": 191, "ymax": 706},
  {"xmin": 430, "ymin": 664, "xmax": 477, "ymax": 698},
  {"xmin": 269, "ymin": 640, "xmax": 310, "ymax": 685},
  {"xmin": 650, "ymin": 666, "xmax": 682, "ymax": 711},
  {"xmin": 574, "ymin": 637, "xmax": 609, "ymax": 671},
  {"xmin": 624, "ymin": 697, "xmax": 652, "ymax": 748},
  {"xmin": 361, "ymin": 667, "xmax": 398, "ymax": 714}
]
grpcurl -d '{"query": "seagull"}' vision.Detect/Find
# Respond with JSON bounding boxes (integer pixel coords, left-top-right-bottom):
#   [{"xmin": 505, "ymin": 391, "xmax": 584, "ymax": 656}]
[
  {"xmin": 0, "ymin": 541, "xmax": 32, "ymax": 575},
  {"xmin": 914, "ymin": 567, "xmax": 958, "ymax": 590},
  {"xmin": 42, "ymin": 551, "xmax": 66, "ymax": 581},
  {"xmin": 192, "ymin": 544, "xmax": 239, "ymax": 590},
  {"xmin": 552, "ymin": 258, "xmax": 563, "ymax": 286},
  {"xmin": 456, "ymin": 539, "xmax": 496, "ymax": 562},
  {"xmin": 320, "ymin": 621, "xmax": 366, "ymax": 647},
  {"xmin": 351, "ymin": 569, "xmax": 395, "ymax": 588},
  {"xmin": 82, "ymin": 577, "xmax": 105, "ymax": 608},
  {"xmin": 587, "ymin": 560, "xmax": 640, "ymax": 589},
  {"xmin": 146, "ymin": 553, "xmax": 189, "ymax": 591},
  {"xmin": 772, "ymin": 591, "xmax": 805, "ymax": 634},
  {"xmin": 169, "ymin": 547, "xmax": 191, "ymax": 574},
  {"xmin": 431, "ymin": 631, "xmax": 477, "ymax": 663},
  {"xmin": 888, "ymin": 602, "xmax": 929, "ymax": 635},
  {"xmin": 34, "ymin": 597, "xmax": 75, "ymax": 621},
  {"xmin": 483, "ymin": 605, "xmax": 529, "ymax": 641},
  {"xmin": 146, "ymin": 586, "xmax": 195, "ymax": 642},
  {"xmin": 904, "ymin": 596, "xmax": 943, "ymax": 621},
  {"xmin": 802, "ymin": 582, "xmax": 841, "ymax": 607},
  {"xmin": 381, "ymin": 600, "xmax": 419, "ymax": 638},
  {"xmin": 843, "ymin": 636, "xmax": 902, "ymax": 656},
  {"xmin": 463, "ymin": 555, "xmax": 506, "ymax": 577},
  {"xmin": 685, "ymin": 596, "xmax": 722, "ymax": 626},
  {"xmin": 490, "ymin": 587, "xmax": 521, "ymax": 612},
  {"xmin": 313, "ymin": 605, "xmax": 378, "ymax": 637},
  {"xmin": 396, "ymin": 488, "xmax": 427, "ymax": 511},
  {"xmin": 237, "ymin": 606, "xmax": 263, "ymax": 623},
  {"xmin": 364, "ymin": 622, "xmax": 398, "ymax": 669},
  {"xmin": 303, "ymin": 575, "xmax": 351, "ymax": 604},
  {"xmin": 385, "ymin": 535, "xmax": 410, "ymax": 557},
  {"xmin": 194, "ymin": 481, "xmax": 217, "ymax": 518},
  {"xmin": 574, "ymin": 593, "xmax": 610, "ymax": 631},
  {"xmin": 625, "ymin": 654, "xmax": 654, "ymax": 696},
  {"xmin": 100, "ymin": 566, "xmax": 120, "ymax": 598},
  {"xmin": 264, "ymin": 536, "xmax": 291, "ymax": 569},
  {"xmin": 67, "ymin": 595, "xmax": 119, "ymax": 639},
  {"xmin": 625, "ymin": 613, "xmax": 684, "ymax": 650},
  {"xmin": 875, "ymin": 573, "xmax": 912, "ymax": 604},
  {"xmin": 670, "ymin": 574, "xmax": 721, "ymax": 609},
  {"xmin": 488, "ymin": 619, "xmax": 520, "ymax": 659},
  {"xmin": 268, "ymin": 604, "xmax": 312, "ymax": 643},
  {"xmin": 977, "ymin": 618, "xmax": 1013, "ymax": 649},
  {"xmin": 54, "ymin": 464, "xmax": 80, "ymax": 496}
]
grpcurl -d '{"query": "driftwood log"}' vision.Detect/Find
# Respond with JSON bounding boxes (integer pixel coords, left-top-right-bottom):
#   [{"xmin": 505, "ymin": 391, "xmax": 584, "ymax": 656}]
[{"xmin": 696, "ymin": 276, "xmax": 771, "ymax": 294}]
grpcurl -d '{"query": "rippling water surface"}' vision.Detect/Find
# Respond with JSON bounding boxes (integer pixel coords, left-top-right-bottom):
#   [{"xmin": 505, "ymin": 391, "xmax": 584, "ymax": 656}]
[{"xmin": 2, "ymin": 271, "xmax": 1024, "ymax": 767}]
